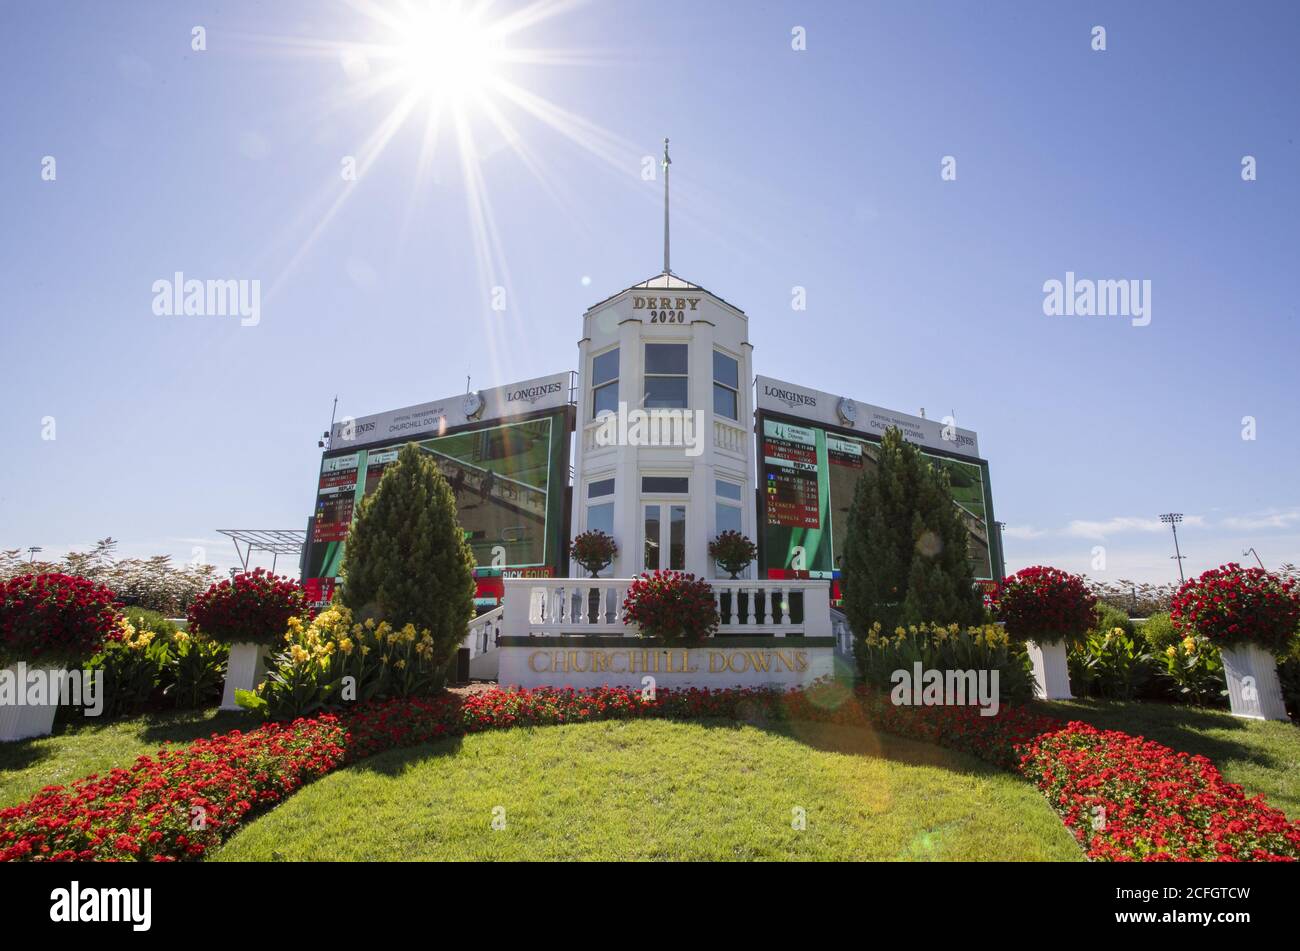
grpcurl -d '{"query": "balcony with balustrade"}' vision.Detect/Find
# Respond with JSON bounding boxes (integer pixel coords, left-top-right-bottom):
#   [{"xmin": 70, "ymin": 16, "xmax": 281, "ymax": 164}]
[{"xmin": 499, "ymin": 576, "xmax": 832, "ymax": 640}]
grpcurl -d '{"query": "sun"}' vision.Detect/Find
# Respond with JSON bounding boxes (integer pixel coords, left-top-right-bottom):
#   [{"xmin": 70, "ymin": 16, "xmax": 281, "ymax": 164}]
[
  {"xmin": 390, "ymin": 3, "xmax": 505, "ymax": 104},
  {"xmin": 257, "ymin": 0, "xmax": 642, "ymax": 368}
]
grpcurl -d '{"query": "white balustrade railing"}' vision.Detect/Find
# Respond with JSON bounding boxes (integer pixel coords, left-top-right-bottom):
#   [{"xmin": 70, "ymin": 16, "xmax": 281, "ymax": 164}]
[
  {"xmin": 464, "ymin": 604, "xmax": 504, "ymax": 658},
  {"xmin": 713, "ymin": 419, "xmax": 747, "ymax": 454},
  {"xmin": 582, "ymin": 417, "xmax": 749, "ymax": 455},
  {"xmin": 502, "ymin": 578, "xmax": 833, "ymax": 638}
]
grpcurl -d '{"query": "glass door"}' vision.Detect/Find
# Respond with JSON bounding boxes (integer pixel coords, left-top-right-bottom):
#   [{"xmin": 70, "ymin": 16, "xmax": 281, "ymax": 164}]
[{"xmin": 642, "ymin": 502, "xmax": 686, "ymax": 572}]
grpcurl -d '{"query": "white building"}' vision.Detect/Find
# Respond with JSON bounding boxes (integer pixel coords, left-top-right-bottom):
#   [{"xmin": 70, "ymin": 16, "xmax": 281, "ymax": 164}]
[
  {"xmin": 315, "ymin": 144, "xmax": 998, "ymax": 690},
  {"xmin": 571, "ymin": 271, "xmax": 756, "ymax": 579}
]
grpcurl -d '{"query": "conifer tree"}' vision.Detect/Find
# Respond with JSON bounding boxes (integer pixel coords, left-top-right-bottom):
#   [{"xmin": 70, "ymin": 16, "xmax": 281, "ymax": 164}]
[
  {"xmin": 841, "ymin": 427, "xmax": 983, "ymax": 638},
  {"xmin": 341, "ymin": 442, "xmax": 476, "ymax": 669}
]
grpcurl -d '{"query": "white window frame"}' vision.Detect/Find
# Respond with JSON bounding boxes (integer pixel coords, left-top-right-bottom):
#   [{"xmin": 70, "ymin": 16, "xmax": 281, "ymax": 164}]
[
  {"xmin": 712, "ymin": 349, "xmax": 740, "ymax": 421},
  {"xmin": 643, "ymin": 341, "xmax": 689, "ymax": 410},
  {"xmin": 590, "ymin": 346, "xmax": 619, "ymax": 420}
]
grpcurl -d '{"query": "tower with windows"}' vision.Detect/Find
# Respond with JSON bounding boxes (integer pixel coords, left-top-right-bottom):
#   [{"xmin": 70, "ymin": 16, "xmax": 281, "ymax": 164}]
[{"xmin": 571, "ymin": 271, "xmax": 756, "ymax": 578}]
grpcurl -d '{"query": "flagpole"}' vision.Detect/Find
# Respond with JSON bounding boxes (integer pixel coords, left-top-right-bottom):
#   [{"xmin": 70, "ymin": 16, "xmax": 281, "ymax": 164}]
[{"xmin": 662, "ymin": 137, "xmax": 671, "ymax": 274}]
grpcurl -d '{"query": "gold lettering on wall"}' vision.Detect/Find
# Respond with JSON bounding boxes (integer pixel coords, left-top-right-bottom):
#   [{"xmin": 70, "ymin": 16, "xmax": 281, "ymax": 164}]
[{"xmin": 524, "ymin": 648, "xmax": 810, "ymax": 678}]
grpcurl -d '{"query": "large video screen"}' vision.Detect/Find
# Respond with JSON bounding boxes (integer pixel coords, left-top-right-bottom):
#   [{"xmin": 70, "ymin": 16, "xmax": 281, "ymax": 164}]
[
  {"xmin": 760, "ymin": 416, "xmax": 996, "ymax": 583},
  {"xmin": 304, "ymin": 411, "xmax": 569, "ymax": 609}
]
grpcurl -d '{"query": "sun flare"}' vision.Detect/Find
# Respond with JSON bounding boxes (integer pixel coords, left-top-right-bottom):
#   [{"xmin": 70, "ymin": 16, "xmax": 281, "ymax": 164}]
[
  {"xmin": 257, "ymin": 0, "xmax": 641, "ymax": 379},
  {"xmin": 390, "ymin": 3, "xmax": 505, "ymax": 103}
]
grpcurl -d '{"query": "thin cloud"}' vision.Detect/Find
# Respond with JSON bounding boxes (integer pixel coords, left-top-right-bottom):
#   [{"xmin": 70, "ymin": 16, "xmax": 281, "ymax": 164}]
[
  {"xmin": 1219, "ymin": 510, "xmax": 1300, "ymax": 532},
  {"xmin": 1065, "ymin": 515, "xmax": 1204, "ymax": 540}
]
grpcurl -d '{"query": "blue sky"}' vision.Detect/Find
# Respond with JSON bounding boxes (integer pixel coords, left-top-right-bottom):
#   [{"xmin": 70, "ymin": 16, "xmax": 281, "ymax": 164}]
[{"xmin": 2, "ymin": 0, "xmax": 1297, "ymax": 584}]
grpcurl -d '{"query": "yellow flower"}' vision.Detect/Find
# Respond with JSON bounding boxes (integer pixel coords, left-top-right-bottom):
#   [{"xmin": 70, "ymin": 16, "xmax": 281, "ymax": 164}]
[
  {"xmin": 339, "ymin": 638, "xmax": 353, "ymax": 655},
  {"xmin": 394, "ymin": 658, "xmax": 407, "ymax": 671},
  {"xmin": 364, "ymin": 618, "xmax": 376, "ymax": 630},
  {"xmin": 290, "ymin": 644, "xmax": 310, "ymax": 664},
  {"xmin": 1182, "ymin": 636, "xmax": 1197, "ymax": 654},
  {"xmin": 1166, "ymin": 645, "xmax": 1177, "ymax": 658},
  {"xmin": 173, "ymin": 630, "xmax": 190, "ymax": 644}
]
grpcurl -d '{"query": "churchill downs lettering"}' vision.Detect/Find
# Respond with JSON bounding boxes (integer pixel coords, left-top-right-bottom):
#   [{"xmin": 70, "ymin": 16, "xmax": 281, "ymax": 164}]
[{"xmin": 528, "ymin": 648, "xmax": 809, "ymax": 674}]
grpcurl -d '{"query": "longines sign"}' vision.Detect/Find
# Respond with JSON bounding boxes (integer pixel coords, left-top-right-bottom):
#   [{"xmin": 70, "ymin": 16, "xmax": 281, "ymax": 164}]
[
  {"xmin": 755, "ymin": 375, "xmax": 981, "ymax": 459},
  {"xmin": 331, "ymin": 371, "xmax": 571, "ymax": 449}
]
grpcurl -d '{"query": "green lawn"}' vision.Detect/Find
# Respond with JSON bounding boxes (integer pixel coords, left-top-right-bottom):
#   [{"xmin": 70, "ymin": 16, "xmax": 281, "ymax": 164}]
[
  {"xmin": 215, "ymin": 718, "xmax": 1082, "ymax": 861},
  {"xmin": 8, "ymin": 699, "xmax": 1296, "ymax": 861},
  {"xmin": 1036, "ymin": 698, "xmax": 1300, "ymax": 819},
  {"xmin": 0, "ymin": 707, "xmax": 246, "ymax": 807}
]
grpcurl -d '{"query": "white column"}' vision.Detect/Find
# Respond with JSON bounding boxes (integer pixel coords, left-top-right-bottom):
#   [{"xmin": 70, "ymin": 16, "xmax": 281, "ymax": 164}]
[
  {"xmin": 1026, "ymin": 640, "xmax": 1073, "ymax": 700},
  {"xmin": 0, "ymin": 664, "xmax": 61, "ymax": 741},
  {"xmin": 614, "ymin": 317, "xmax": 642, "ymax": 577},
  {"xmin": 220, "ymin": 643, "xmax": 270, "ymax": 712},
  {"xmin": 1221, "ymin": 643, "xmax": 1289, "ymax": 721},
  {"xmin": 688, "ymin": 318, "xmax": 716, "ymax": 578}
]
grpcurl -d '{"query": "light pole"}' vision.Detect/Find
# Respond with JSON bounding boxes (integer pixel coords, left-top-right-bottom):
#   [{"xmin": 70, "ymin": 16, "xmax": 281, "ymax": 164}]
[
  {"xmin": 26, "ymin": 546, "xmax": 42, "ymax": 563},
  {"xmin": 1243, "ymin": 547, "xmax": 1265, "ymax": 570},
  {"xmin": 1159, "ymin": 513, "xmax": 1186, "ymax": 583}
]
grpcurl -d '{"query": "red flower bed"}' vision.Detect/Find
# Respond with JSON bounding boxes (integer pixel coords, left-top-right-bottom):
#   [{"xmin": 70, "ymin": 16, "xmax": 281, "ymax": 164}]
[
  {"xmin": 622, "ymin": 571, "xmax": 719, "ymax": 644},
  {"xmin": 1020, "ymin": 722, "xmax": 1300, "ymax": 861},
  {"xmin": 994, "ymin": 565, "xmax": 1096, "ymax": 645},
  {"xmin": 0, "ymin": 573, "xmax": 122, "ymax": 666},
  {"xmin": 1171, "ymin": 562, "xmax": 1300, "ymax": 652},
  {"xmin": 0, "ymin": 717, "xmax": 347, "ymax": 861},
  {"xmin": 4, "ymin": 684, "xmax": 1298, "ymax": 862},
  {"xmin": 186, "ymin": 568, "xmax": 308, "ymax": 647}
]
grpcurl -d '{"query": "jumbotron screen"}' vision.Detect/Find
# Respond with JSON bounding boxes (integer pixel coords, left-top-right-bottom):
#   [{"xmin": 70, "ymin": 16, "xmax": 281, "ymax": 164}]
[
  {"xmin": 304, "ymin": 410, "xmax": 570, "ymax": 610},
  {"xmin": 758, "ymin": 416, "xmax": 998, "ymax": 584}
]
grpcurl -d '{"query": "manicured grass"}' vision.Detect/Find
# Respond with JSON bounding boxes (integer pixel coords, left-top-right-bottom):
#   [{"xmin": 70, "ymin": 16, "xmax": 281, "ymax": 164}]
[
  {"xmin": 215, "ymin": 718, "xmax": 1082, "ymax": 861},
  {"xmin": 0, "ymin": 707, "xmax": 247, "ymax": 807},
  {"xmin": 1037, "ymin": 699, "xmax": 1300, "ymax": 819}
]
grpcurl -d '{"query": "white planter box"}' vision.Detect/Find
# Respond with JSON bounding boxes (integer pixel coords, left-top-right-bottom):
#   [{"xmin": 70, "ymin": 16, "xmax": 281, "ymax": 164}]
[
  {"xmin": 1221, "ymin": 643, "xmax": 1288, "ymax": 721},
  {"xmin": 1026, "ymin": 639, "xmax": 1073, "ymax": 700},
  {"xmin": 220, "ymin": 643, "xmax": 269, "ymax": 712},
  {"xmin": 0, "ymin": 664, "xmax": 61, "ymax": 742}
]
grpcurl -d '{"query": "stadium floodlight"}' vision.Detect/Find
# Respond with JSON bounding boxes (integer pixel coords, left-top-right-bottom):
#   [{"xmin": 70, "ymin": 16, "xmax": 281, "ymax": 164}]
[{"xmin": 1159, "ymin": 513, "xmax": 1186, "ymax": 583}]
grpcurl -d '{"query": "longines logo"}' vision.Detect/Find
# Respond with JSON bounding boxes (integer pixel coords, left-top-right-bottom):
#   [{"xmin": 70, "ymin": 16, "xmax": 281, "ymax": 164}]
[
  {"xmin": 507, "ymin": 382, "xmax": 563, "ymax": 404},
  {"xmin": 762, "ymin": 384, "xmax": 817, "ymax": 409}
]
